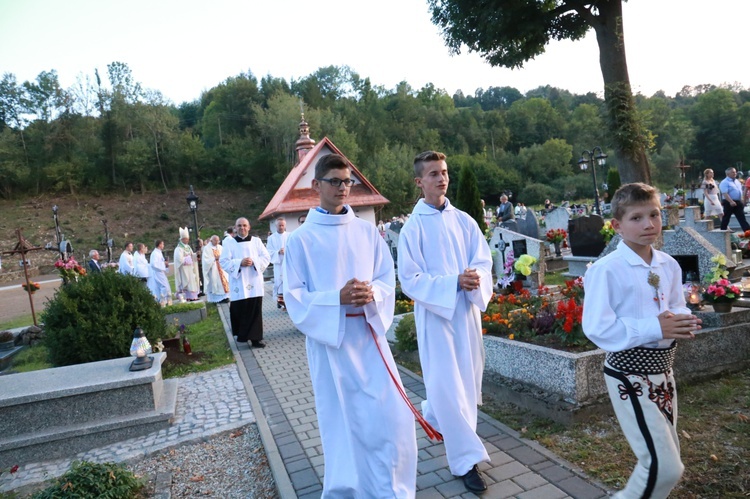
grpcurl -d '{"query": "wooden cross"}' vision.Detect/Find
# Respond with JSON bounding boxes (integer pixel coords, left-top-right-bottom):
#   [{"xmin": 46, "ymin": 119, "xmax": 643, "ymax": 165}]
[{"xmin": 1, "ymin": 229, "xmax": 45, "ymax": 326}]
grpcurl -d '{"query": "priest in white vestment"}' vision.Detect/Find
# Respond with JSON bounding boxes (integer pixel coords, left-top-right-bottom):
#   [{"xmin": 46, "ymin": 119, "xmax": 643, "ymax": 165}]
[
  {"xmin": 174, "ymin": 227, "xmax": 201, "ymax": 301},
  {"xmin": 398, "ymin": 151, "xmax": 493, "ymax": 493},
  {"xmin": 118, "ymin": 242, "xmax": 135, "ymax": 275},
  {"xmin": 202, "ymin": 235, "xmax": 229, "ymax": 303},
  {"xmin": 266, "ymin": 217, "xmax": 288, "ymax": 309},
  {"xmin": 220, "ymin": 218, "xmax": 270, "ymax": 347},
  {"xmin": 133, "ymin": 243, "xmax": 150, "ymax": 282},
  {"xmin": 149, "ymin": 239, "xmax": 172, "ymax": 305},
  {"xmin": 284, "ymin": 154, "xmax": 417, "ymax": 497}
]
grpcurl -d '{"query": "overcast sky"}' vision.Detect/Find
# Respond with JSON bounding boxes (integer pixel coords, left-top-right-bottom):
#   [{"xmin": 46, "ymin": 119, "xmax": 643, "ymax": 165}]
[{"xmin": 1, "ymin": 0, "xmax": 748, "ymax": 105}]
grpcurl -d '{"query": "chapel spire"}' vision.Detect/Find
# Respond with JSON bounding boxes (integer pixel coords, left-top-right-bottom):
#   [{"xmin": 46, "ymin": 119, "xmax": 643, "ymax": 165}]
[{"xmin": 295, "ymin": 102, "xmax": 315, "ymax": 163}]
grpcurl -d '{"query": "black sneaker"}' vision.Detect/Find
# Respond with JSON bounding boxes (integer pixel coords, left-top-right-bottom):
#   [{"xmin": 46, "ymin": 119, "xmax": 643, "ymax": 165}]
[
  {"xmin": 251, "ymin": 340, "xmax": 266, "ymax": 348},
  {"xmin": 461, "ymin": 465, "xmax": 487, "ymax": 493}
]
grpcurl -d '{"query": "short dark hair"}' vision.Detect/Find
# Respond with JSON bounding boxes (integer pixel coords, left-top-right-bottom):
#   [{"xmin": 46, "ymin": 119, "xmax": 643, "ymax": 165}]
[
  {"xmin": 315, "ymin": 154, "xmax": 349, "ymax": 179},
  {"xmin": 154, "ymin": 239, "xmax": 164, "ymax": 248},
  {"xmin": 611, "ymin": 183, "xmax": 660, "ymax": 220},
  {"xmin": 414, "ymin": 150, "xmax": 446, "ymax": 177}
]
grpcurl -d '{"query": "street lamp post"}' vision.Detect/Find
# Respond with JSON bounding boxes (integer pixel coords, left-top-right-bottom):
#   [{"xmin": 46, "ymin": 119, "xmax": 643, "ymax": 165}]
[
  {"xmin": 578, "ymin": 147, "xmax": 608, "ymax": 216},
  {"xmin": 186, "ymin": 186, "xmax": 200, "ymax": 252}
]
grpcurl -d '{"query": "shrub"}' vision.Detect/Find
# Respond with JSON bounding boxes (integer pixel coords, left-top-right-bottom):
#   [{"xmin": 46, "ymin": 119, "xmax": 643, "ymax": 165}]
[
  {"xmin": 163, "ymin": 302, "xmax": 205, "ymax": 314},
  {"xmin": 32, "ymin": 460, "xmax": 143, "ymax": 499},
  {"xmin": 42, "ymin": 271, "xmax": 167, "ymax": 366},
  {"xmin": 394, "ymin": 314, "xmax": 417, "ymax": 352}
]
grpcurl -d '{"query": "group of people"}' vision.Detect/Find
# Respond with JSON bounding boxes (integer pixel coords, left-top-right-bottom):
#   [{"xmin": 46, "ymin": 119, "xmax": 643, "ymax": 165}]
[
  {"xmin": 83, "ymin": 150, "xmax": 705, "ymax": 497},
  {"xmin": 700, "ymin": 166, "xmax": 750, "ymax": 231},
  {"xmin": 281, "ymin": 151, "xmax": 700, "ymax": 499}
]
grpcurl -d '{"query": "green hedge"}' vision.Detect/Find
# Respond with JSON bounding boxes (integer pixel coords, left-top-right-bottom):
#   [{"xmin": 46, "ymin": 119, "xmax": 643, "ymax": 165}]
[{"xmin": 42, "ymin": 272, "xmax": 167, "ymax": 366}]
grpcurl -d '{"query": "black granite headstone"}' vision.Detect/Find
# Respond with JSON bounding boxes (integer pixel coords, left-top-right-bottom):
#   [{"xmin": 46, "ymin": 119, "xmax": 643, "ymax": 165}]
[
  {"xmin": 512, "ymin": 239, "xmax": 528, "ymax": 280},
  {"xmin": 516, "ymin": 210, "xmax": 540, "ymax": 240},
  {"xmin": 672, "ymin": 255, "xmax": 700, "ymax": 283},
  {"xmin": 568, "ymin": 215, "xmax": 606, "ymax": 257}
]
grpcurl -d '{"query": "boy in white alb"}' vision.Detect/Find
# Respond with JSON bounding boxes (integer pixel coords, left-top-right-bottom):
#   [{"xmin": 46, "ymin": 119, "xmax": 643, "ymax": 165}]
[
  {"xmin": 583, "ymin": 183, "xmax": 701, "ymax": 498},
  {"xmin": 397, "ymin": 151, "xmax": 493, "ymax": 494},
  {"xmin": 283, "ymin": 154, "xmax": 417, "ymax": 497}
]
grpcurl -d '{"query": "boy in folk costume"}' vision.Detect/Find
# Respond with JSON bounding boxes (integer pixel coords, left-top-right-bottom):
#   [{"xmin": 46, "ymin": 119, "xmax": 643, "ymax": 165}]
[
  {"xmin": 284, "ymin": 154, "xmax": 418, "ymax": 497},
  {"xmin": 266, "ymin": 217, "xmax": 288, "ymax": 309},
  {"xmin": 220, "ymin": 217, "xmax": 270, "ymax": 348},
  {"xmin": 397, "ymin": 151, "xmax": 493, "ymax": 493},
  {"xmin": 583, "ymin": 183, "xmax": 701, "ymax": 498},
  {"xmin": 174, "ymin": 227, "xmax": 201, "ymax": 301}
]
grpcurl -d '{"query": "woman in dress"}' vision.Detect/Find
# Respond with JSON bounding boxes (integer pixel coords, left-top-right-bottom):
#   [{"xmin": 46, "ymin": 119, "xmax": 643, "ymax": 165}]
[{"xmin": 701, "ymin": 168, "xmax": 723, "ymax": 219}]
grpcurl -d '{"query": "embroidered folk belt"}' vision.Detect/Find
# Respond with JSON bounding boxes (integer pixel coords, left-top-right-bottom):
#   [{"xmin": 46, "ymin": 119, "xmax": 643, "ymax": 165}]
[{"xmin": 605, "ymin": 342, "xmax": 677, "ymax": 375}]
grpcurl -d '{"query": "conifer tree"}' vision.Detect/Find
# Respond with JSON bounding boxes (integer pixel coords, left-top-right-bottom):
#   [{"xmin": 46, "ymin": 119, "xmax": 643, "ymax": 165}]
[{"xmin": 455, "ymin": 164, "xmax": 486, "ymax": 230}]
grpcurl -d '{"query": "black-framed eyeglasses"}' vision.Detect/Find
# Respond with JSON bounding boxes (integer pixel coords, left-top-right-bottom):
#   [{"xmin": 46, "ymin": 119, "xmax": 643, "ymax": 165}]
[{"xmin": 317, "ymin": 178, "xmax": 355, "ymax": 187}]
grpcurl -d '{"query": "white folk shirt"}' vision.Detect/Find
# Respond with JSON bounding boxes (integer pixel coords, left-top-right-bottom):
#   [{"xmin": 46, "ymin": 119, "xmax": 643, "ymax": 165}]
[
  {"xmin": 220, "ymin": 235, "xmax": 270, "ymax": 301},
  {"xmin": 397, "ymin": 198, "xmax": 493, "ymax": 476},
  {"xmin": 266, "ymin": 231, "xmax": 288, "ymax": 296},
  {"xmin": 118, "ymin": 251, "xmax": 134, "ymax": 275},
  {"xmin": 284, "ymin": 206, "xmax": 417, "ymax": 497},
  {"xmin": 582, "ymin": 241, "xmax": 689, "ymax": 352}
]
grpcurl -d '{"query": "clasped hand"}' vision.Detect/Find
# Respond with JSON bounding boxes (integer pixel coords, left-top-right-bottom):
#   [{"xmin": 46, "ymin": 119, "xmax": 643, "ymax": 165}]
[
  {"xmin": 340, "ymin": 278, "xmax": 374, "ymax": 307},
  {"xmin": 241, "ymin": 257, "xmax": 254, "ymax": 267},
  {"xmin": 458, "ymin": 268, "xmax": 481, "ymax": 291},
  {"xmin": 658, "ymin": 310, "xmax": 701, "ymax": 340}
]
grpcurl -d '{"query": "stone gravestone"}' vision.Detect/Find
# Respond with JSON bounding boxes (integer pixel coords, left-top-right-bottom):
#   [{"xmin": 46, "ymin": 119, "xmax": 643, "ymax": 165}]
[
  {"xmin": 489, "ymin": 227, "xmax": 546, "ymax": 289},
  {"xmin": 515, "ymin": 209, "xmax": 541, "ymax": 240},
  {"xmin": 544, "ymin": 207, "xmax": 570, "ymax": 234},
  {"xmin": 568, "ymin": 215, "xmax": 606, "ymax": 257},
  {"xmin": 563, "ymin": 215, "xmax": 606, "ymax": 277},
  {"xmin": 385, "ymin": 221, "xmax": 403, "ymax": 263}
]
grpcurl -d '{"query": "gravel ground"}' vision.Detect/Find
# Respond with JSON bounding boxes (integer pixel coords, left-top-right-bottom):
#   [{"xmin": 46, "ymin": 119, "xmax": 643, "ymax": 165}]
[{"xmin": 129, "ymin": 424, "xmax": 278, "ymax": 498}]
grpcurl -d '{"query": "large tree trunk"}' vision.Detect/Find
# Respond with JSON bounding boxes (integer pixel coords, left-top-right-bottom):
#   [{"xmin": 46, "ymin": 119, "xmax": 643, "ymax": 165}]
[{"xmin": 590, "ymin": 1, "xmax": 651, "ymax": 185}]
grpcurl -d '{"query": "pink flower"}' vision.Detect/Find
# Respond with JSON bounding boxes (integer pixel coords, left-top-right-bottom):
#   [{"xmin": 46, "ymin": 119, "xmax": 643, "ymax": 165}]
[
  {"xmin": 54, "ymin": 260, "xmax": 64, "ymax": 268},
  {"xmin": 713, "ymin": 286, "xmax": 727, "ymax": 297}
]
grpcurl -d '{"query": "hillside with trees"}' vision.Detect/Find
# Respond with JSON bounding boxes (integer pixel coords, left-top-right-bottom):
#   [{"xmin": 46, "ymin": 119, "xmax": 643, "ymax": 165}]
[{"xmin": 2, "ymin": 62, "xmax": 750, "ymax": 217}]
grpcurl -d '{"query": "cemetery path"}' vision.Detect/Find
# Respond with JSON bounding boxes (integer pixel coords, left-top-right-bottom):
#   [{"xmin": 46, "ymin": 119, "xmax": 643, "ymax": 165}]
[
  {"xmin": 229, "ymin": 283, "xmax": 613, "ymax": 499},
  {"xmin": 0, "ymin": 273, "xmax": 60, "ymax": 324}
]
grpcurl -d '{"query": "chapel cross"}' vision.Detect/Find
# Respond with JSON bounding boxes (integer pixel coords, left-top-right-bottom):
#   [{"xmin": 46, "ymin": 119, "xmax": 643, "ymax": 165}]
[{"xmin": 1, "ymin": 229, "xmax": 45, "ymax": 326}]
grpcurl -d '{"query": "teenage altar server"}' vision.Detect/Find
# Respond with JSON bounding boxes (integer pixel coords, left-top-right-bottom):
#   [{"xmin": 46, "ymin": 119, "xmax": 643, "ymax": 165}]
[
  {"xmin": 398, "ymin": 150, "xmax": 494, "ymax": 494},
  {"xmin": 220, "ymin": 217, "xmax": 270, "ymax": 348},
  {"xmin": 174, "ymin": 227, "xmax": 201, "ymax": 301},
  {"xmin": 284, "ymin": 154, "xmax": 417, "ymax": 497},
  {"xmin": 266, "ymin": 217, "xmax": 289, "ymax": 309},
  {"xmin": 149, "ymin": 239, "xmax": 172, "ymax": 305}
]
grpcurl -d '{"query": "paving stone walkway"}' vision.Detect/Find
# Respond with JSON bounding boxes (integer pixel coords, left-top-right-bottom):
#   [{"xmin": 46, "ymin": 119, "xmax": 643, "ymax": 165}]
[{"xmin": 226, "ymin": 284, "xmax": 612, "ymax": 499}]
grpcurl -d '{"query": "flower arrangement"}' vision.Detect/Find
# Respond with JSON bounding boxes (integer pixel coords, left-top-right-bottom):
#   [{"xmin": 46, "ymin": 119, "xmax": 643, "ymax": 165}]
[
  {"xmin": 740, "ymin": 230, "xmax": 750, "ymax": 239},
  {"xmin": 703, "ymin": 279, "xmax": 741, "ymax": 303},
  {"xmin": 545, "ymin": 228, "xmax": 567, "ymax": 244},
  {"xmin": 21, "ymin": 281, "xmax": 41, "ymax": 294},
  {"xmin": 703, "ymin": 253, "xmax": 740, "ymax": 303},
  {"xmin": 600, "ymin": 220, "xmax": 616, "ymax": 243},
  {"xmin": 498, "ymin": 249, "xmax": 516, "ymax": 289},
  {"xmin": 54, "ymin": 257, "xmax": 87, "ymax": 283},
  {"xmin": 513, "ymin": 254, "xmax": 537, "ymax": 276}
]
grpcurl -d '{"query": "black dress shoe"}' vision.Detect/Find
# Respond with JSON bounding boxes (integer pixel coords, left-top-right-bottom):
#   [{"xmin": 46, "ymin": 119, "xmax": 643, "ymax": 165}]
[
  {"xmin": 251, "ymin": 340, "xmax": 266, "ymax": 348},
  {"xmin": 461, "ymin": 465, "xmax": 487, "ymax": 493}
]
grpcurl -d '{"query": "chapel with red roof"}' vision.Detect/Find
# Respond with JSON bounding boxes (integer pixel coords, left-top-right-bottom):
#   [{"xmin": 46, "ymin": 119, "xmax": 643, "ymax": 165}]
[{"xmin": 258, "ymin": 115, "xmax": 389, "ymax": 232}]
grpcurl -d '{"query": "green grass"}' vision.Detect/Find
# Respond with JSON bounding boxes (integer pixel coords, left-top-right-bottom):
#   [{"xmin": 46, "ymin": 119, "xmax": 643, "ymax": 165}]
[
  {"xmin": 161, "ymin": 303, "xmax": 234, "ymax": 378},
  {"xmin": 544, "ymin": 270, "xmax": 569, "ymax": 286},
  {"xmin": 5, "ymin": 303, "xmax": 235, "ymax": 378},
  {"xmin": 0, "ymin": 314, "xmax": 35, "ymax": 331}
]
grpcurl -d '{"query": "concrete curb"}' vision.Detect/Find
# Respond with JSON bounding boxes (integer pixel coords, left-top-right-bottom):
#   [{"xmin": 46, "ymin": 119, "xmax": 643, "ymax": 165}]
[{"xmin": 216, "ymin": 303, "xmax": 297, "ymax": 498}]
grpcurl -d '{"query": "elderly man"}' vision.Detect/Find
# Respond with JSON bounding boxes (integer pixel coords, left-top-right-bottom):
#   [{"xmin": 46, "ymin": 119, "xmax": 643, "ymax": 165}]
[
  {"xmin": 174, "ymin": 227, "xmax": 201, "ymax": 301},
  {"xmin": 88, "ymin": 250, "xmax": 102, "ymax": 273},
  {"xmin": 266, "ymin": 217, "xmax": 289, "ymax": 309},
  {"xmin": 202, "ymin": 235, "xmax": 229, "ymax": 303},
  {"xmin": 220, "ymin": 218, "xmax": 270, "ymax": 348},
  {"xmin": 720, "ymin": 166, "xmax": 750, "ymax": 231}
]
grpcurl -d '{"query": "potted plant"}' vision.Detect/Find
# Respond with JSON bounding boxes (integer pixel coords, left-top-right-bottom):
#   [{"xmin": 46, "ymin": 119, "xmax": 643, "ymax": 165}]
[
  {"xmin": 703, "ymin": 253, "xmax": 741, "ymax": 313},
  {"xmin": 545, "ymin": 229, "xmax": 567, "ymax": 256},
  {"xmin": 0, "ymin": 330, "xmax": 15, "ymax": 351}
]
